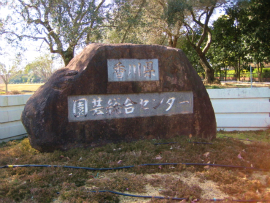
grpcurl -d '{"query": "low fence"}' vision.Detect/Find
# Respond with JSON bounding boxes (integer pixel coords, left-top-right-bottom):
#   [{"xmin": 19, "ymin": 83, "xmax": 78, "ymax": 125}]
[
  {"xmin": 0, "ymin": 87, "xmax": 269, "ymax": 142},
  {"xmin": 0, "ymin": 95, "xmax": 31, "ymax": 142},
  {"xmin": 208, "ymin": 87, "xmax": 270, "ymax": 131}
]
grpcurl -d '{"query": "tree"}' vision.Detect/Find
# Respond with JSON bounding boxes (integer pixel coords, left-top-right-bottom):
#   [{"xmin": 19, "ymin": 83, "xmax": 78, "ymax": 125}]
[
  {"xmin": 210, "ymin": 0, "xmax": 270, "ymax": 82},
  {"xmin": 106, "ymin": 0, "xmax": 187, "ymax": 46},
  {"xmin": 163, "ymin": 0, "xmax": 230, "ymax": 83},
  {"xmin": 105, "ymin": 0, "xmax": 146, "ymax": 44},
  {"xmin": 112, "ymin": 0, "xmax": 229, "ymax": 83},
  {"xmin": 105, "ymin": 0, "xmax": 169, "ymax": 45},
  {"xmin": 183, "ymin": 0, "xmax": 228, "ymax": 83},
  {"xmin": 177, "ymin": 35, "xmax": 204, "ymax": 76},
  {"xmin": 0, "ymin": 54, "xmax": 21, "ymax": 93},
  {"xmin": 145, "ymin": 0, "xmax": 186, "ymax": 47},
  {"xmin": 25, "ymin": 54, "xmax": 57, "ymax": 82},
  {"xmin": 1, "ymin": 0, "xmax": 108, "ymax": 66},
  {"xmin": 208, "ymin": 22, "xmax": 232, "ymax": 81},
  {"xmin": 240, "ymin": 0, "xmax": 270, "ymax": 81},
  {"xmin": 211, "ymin": 10, "xmax": 245, "ymax": 81},
  {"xmin": 118, "ymin": 0, "xmax": 146, "ymax": 43}
]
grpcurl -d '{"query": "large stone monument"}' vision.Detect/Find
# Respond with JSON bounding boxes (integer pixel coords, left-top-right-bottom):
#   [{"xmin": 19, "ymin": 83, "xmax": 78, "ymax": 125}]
[{"xmin": 21, "ymin": 44, "xmax": 216, "ymax": 152}]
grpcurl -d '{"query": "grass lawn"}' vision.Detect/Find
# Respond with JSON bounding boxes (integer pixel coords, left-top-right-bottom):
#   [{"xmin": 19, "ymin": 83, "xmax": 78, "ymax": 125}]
[
  {"xmin": 204, "ymin": 82, "xmax": 269, "ymax": 89},
  {"xmin": 0, "ymin": 82, "xmax": 269, "ymax": 95},
  {"xmin": 1, "ymin": 131, "xmax": 270, "ymax": 202},
  {"xmin": 0, "ymin": 84, "xmax": 44, "ymax": 95}
]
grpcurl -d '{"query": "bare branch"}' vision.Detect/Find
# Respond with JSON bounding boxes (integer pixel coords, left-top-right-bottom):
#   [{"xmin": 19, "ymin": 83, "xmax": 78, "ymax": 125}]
[
  {"xmin": 184, "ymin": 24, "xmax": 196, "ymax": 50},
  {"xmin": 73, "ymin": 0, "xmax": 86, "ymax": 25},
  {"xmin": 157, "ymin": 0, "xmax": 165, "ymax": 8},
  {"xmin": 202, "ymin": 29, "xmax": 212, "ymax": 54},
  {"xmin": 2, "ymin": 30, "xmax": 45, "ymax": 41},
  {"xmin": 198, "ymin": 11, "xmax": 206, "ymax": 23},
  {"xmin": 3, "ymin": 0, "xmax": 109, "ymax": 65},
  {"xmin": 188, "ymin": 4, "xmax": 215, "ymax": 50},
  {"xmin": 66, "ymin": 1, "xmax": 75, "ymax": 22}
]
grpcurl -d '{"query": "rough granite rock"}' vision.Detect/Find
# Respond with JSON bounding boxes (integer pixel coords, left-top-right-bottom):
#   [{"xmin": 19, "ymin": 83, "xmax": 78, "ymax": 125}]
[{"xmin": 21, "ymin": 43, "xmax": 216, "ymax": 152}]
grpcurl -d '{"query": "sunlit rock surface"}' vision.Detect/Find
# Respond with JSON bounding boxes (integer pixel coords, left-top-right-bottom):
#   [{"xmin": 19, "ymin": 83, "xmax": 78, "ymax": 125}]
[{"xmin": 21, "ymin": 44, "xmax": 216, "ymax": 152}]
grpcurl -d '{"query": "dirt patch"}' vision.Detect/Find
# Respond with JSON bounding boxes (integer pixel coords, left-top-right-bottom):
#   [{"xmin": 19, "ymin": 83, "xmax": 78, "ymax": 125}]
[{"xmin": 100, "ymin": 172, "xmax": 229, "ymax": 202}]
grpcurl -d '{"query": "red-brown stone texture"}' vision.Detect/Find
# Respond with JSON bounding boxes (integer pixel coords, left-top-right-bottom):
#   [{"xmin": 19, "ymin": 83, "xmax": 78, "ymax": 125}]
[{"xmin": 21, "ymin": 43, "xmax": 216, "ymax": 152}]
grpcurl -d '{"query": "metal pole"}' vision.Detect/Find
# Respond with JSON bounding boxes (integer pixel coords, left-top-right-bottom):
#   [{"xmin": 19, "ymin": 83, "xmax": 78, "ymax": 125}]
[{"xmin": 250, "ymin": 65, "xmax": 252, "ymax": 88}]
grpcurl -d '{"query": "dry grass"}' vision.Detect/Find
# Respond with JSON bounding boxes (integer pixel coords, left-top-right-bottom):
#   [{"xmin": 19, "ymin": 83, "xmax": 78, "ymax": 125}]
[
  {"xmin": 0, "ymin": 130, "xmax": 270, "ymax": 202},
  {"xmin": 0, "ymin": 82, "xmax": 269, "ymax": 95},
  {"xmin": 205, "ymin": 82, "xmax": 270, "ymax": 89},
  {"xmin": 0, "ymin": 84, "xmax": 43, "ymax": 94}
]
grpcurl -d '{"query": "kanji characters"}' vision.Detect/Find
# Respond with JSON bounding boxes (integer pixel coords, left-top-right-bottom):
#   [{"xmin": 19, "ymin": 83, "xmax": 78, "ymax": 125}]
[
  {"xmin": 73, "ymin": 94, "xmax": 181, "ymax": 119},
  {"xmin": 90, "ymin": 97, "xmax": 104, "ymax": 115},
  {"xmin": 138, "ymin": 63, "xmax": 141, "ymax": 77},
  {"xmin": 69, "ymin": 92, "xmax": 193, "ymax": 122},
  {"xmin": 108, "ymin": 59, "xmax": 159, "ymax": 82},
  {"xmin": 143, "ymin": 61, "xmax": 155, "ymax": 78},
  {"xmin": 113, "ymin": 62, "xmax": 126, "ymax": 78},
  {"xmin": 106, "ymin": 98, "xmax": 122, "ymax": 115},
  {"xmin": 113, "ymin": 61, "xmax": 156, "ymax": 79},
  {"xmin": 73, "ymin": 98, "xmax": 88, "ymax": 117},
  {"xmin": 124, "ymin": 97, "xmax": 137, "ymax": 114}
]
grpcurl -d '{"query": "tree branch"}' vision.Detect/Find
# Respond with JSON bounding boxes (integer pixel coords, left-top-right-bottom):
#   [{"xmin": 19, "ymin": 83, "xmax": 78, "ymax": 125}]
[
  {"xmin": 2, "ymin": 30, "xmax": 46, "ymax": 41},
  {"xmin": 184, "ymin": 25, "xmax": 196, "ymax": 50},
  {"xmin": 66, "ymin": 1, "xmax": 75, "ymax": 22},
  {"xmin": 202, "ymin": 28, "xmax": 212, "ymax": 54},
  {"xmin": 73, "ymin": 0, "xmax": 86, "ymax": 25},
  {"xmin": 120, "ymin": 0, "xmax": 146, "ymax": 43}
]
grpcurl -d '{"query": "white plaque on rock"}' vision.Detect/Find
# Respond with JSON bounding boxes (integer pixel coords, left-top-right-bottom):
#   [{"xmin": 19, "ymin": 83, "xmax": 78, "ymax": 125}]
[
  {"xmin": 68, "ymin": 91, "xmax": 193, "ymax": 122},
  {"xmin": 107, "ymin": 59, "xmax": 159, "ymax": 81}
]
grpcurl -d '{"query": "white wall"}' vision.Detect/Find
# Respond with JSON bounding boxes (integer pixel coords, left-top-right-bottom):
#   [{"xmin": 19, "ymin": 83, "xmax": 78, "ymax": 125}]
[
  {"xmin": 208, "ymin": 87, "xmax": 270, "ymax": 131},
  {"xmin": 0, "ymin": 95, "xmax": 31, "ymax": 142},
  {"xmin": 0, "ymin": 87, "xmax": 269, "ymax": 142}
]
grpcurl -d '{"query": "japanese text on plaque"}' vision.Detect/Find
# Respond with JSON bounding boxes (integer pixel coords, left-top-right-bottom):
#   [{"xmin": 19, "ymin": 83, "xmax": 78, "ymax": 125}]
[
  {"xmin": 107, "ymin": 59, "xmax": 159, "ymax": 81},
  {"xmin": 68, "ymin": 92, "xmax": 193, "ymax": 122}
]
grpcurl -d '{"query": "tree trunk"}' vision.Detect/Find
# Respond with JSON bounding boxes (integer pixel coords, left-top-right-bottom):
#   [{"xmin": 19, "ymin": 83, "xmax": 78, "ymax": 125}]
[
  {"xmin": 168, "ymin": 35, "xmax": 178, "ymax": 48},
  {"xmin": 219, "ymin": 66, "xmax": 221, "ymax": 81},
  {"xmin": 198, "ymin": 54, "xmax": 215, "ymax": 84},
  {"xmin": 257, "ymin": 62, "xmax": 263, "ymax": 82},
  {"xmin": 5, "ymin": 83, "xmax": 8, "ymax": 93},
  {"xmin": 237, "ymin": 58, "xmax": 241, "ymax": 81},
  {"xmin": 225, "ymin": 66, "xmax": 227, "ymax": 81},
  {"xmin": 1, "ymin": 75, "xmax": 8, "ymax": 93},
  {"xmin": 234, "ymin": 60, "xmax": 240, "ymax": 81},
  {"xmin": 62, "ymin": 49, "xmax": 74, "ymax": 66}
]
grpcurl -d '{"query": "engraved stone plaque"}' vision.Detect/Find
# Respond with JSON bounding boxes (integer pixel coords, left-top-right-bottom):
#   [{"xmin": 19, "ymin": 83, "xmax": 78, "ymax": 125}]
[
  {"xmin": 22, "ymin": 44, "xmax": 216, "ymax": 152},
  {"xmin": 107, "ymin": 59, "xmax": 159, "ymax": 81},
  {"xmin": 68, "ymin": 92, "xmax": 193, "ymax": 121}
]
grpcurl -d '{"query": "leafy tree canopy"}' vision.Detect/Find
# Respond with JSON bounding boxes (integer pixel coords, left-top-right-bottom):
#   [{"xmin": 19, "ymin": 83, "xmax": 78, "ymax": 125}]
[
  {"xmin": 25, "ymin": 54, "xmax": 57, "ymax": 82},
  {"xmin": 1, "ymin": 0, "xmax": 109, "ymax": 66}
]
